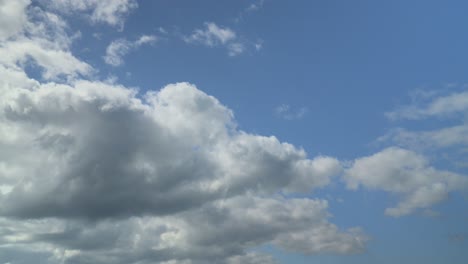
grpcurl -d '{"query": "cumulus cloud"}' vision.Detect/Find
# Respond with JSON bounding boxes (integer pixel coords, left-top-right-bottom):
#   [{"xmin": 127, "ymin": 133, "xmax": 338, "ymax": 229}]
[
  {"xmin": 0, "ymin": 1, "xmax": 369, "ymax": 263},
  {"xmin": 104, "ymin": 35, "xmax": 157, "ymax": 66},
  {"xmin": 344, "ymin": 147, "xmax": 468, "ymax": 217},
  {"xmin": 184, "ymin": 22, "xmax": 245, "ymax": 56},
  {"xmin": 0, "ymin": 66, "xmax": 364, "ymax": 262},
  {"xmin": 41, "ymin": 0, "xmax": 138, "ymax": 28}
]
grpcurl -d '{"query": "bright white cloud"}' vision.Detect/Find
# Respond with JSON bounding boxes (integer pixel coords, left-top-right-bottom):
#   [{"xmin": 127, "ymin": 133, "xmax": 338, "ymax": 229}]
[
  {"xmin": 0, "ymin": 0, "xmax": 30, "ymax": 40},
  {"xmin": 42, "ymin": 0, "xmax": 138, "ymax": 28},
  {"xmin": 344, "ymin": 147, "xmax": 468, "ymax": 217},
  {"xmin": 104, "ymin": 35, "xmax": 157, "ymax": 66}
]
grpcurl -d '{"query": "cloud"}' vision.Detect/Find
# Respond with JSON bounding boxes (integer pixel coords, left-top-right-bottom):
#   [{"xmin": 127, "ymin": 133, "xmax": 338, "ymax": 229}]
[
  {"xmin": 0, "ymin": 63, "xmax": 364, "ymax": 262},
  {"xmin": 344, "ymin": 147, "xmax": 468, "ymax": 217},
  {"xmin": 0, "ymin": 2, "xmax": 93, "ymax": 80},
  {"xmin": 0, "ymin": 0, "xmax": 30, "ymax": 40},
  {"xmin": 184, "ymin": 22, "xmax": 246, "ymax": 56},
  {"xmin": 275, "ymin": 104, "xmax": 308, "ymax": 120},
  {"xmin": 381, "ymin": 88, "xmax": 468, "ymax": 168},
  {"xmin": 386, "ymin": 90, "xmax": 468, "ymax": 120},
  {"xmin": 41, "ymin": 0, "xmax": 138, "ymax": 28},
  {"xmin": 246, "ymin": 0, "xmax": 266, "ymax": 12},
  {"xmin": 103, "ymin": 35, "xmax": 157, "ymax": 66},
  {"xmin": 0, "ymin": 1, "xmax": 369, "ymax": 263},
  {"xmin": 381, "ymin": 125, "xmax": 468, "ymax": 150}
]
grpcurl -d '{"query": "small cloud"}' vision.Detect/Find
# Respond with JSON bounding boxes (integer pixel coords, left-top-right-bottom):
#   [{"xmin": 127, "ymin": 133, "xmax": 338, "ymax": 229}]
[
  {"xmin": 184, "ymin": 22, "xmax": 246, "ymax": 56},
  {"xmin": 254, "ymin": 40, "xmax": 263, "ymax": 51},
  {"xmin": 184, "ymin": 22, "xmax": 236, "ymax": 46},
  {"xmin": 103, "ymin": 34, "xmax": 157, "ymax": 66},
  {"xmin": 227, "ymin": 42, "xmax": 245, "ymax": 56},
  {"xmin": 158, "ymin": 26, "xmax": 168, "ymax": 34},
  {"xmin": 246, "ymin": 0, "xmax": 265, "ymax": 12},
  {"xmin": 275, "ymin": 104, "xmax": 308, "ymax": 120}
]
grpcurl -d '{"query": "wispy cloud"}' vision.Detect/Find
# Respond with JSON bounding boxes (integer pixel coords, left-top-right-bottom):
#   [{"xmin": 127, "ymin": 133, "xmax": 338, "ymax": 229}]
[
  {"xmin": 103, "ymin": 35, "xmax": 157, "ymax": 66},
  {"xmin": 275, "ymin": 104, "xmax": 308, "ymax": 120},
  {"xmin": 184, "ymin": 22, "xmax": 246, "ymax": 56}
]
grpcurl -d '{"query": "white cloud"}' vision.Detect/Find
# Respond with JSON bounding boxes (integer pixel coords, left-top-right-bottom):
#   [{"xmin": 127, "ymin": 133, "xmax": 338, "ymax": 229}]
[
  {"xmin": 42, "ymin": 0, "xmax": 138, "ymax": 28},
  {"xmin": 382, "ymin": 88, "xmax": 468, "ymax": 168},
  {"xmin": 344, "ymin": 147, "xmax": 468, "ymax": 217},
  {"xmin": 0, "ymin": 65, "xmax": 364, "ymax": 262},
  {"xmin": 0, "ymin": 1, "xmax": 366, "ymax": 262},
  {"xmin": 386, "ymin": 90, "xmax": 468, "ymax": 120},
  {"xmin": 184, "ymin": 22, "xmax": 246, "ymax": 56},
  {"xmin": 0, "ymin": 0, "xmax": 30, "ymax": 40},
  {"xmin": 185, "ymin": 22, "xmax": 236, "ymax": 46},
  {"xmin": 0, "ymin": 2, "xmax": 92, "ymax": 80},
  {"xmin": 381, "ymin": 125, "xmax": 468, "ymax": 150},
  {"xmin": 104, "ymin": 35, "xmax": 157, "ymax": 66}
]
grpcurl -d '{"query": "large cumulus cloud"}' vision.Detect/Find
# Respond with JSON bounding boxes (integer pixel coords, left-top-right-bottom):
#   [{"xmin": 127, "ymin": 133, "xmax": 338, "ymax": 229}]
[{"xmin": 0, "ymin": 63, "xmax": 366, "ymax": 262}]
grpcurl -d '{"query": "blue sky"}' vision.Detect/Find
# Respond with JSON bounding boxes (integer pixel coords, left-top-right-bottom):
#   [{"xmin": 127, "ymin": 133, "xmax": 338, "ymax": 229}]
[{"xmin": 0, "ymin": 1, "xmax": 467, "ymax": 264}]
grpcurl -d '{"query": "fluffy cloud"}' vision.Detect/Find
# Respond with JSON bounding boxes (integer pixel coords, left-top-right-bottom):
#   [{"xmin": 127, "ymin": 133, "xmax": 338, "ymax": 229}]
[
  {"xmin": 104, "ymin": 35, "xmax": 157, "ymax": 66},
  {"xmin": 0, "ymin": 1, "xmax": 368, "ymax": 263},
  {"xmin": 184, "ymin": 22, "xmax": 245, "ymax": 56},
  {"xmin": 0, "ymin": 65, "xmax": 365, "ymax": 262},
  {"xmin": 41, "ymin": 0, "xmax": 138, "ymax": 28},
  {"xmin": 344, "ymin": 147, "xmax": 468, "ymax": 217}
]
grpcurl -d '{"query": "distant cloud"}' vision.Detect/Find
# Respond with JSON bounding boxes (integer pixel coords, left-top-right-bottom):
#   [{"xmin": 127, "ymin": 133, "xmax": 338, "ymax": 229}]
[
  {"xmin": 184, "ymin": 22, "xmax": 246, "ymax": 56},
  {"xmin": 386, "ymin": 90, "xmax": 468, "ymax": 120},
  {"xmin": 381, "ymin": 87, "xmax": 468, "ymax": 168},
  {"xmin": 103, "ymin": 35, "xmax": 157, "ymax": 66},
  {"xmin": 246, "ymin": 0, "xmax": 266, "ymax": 12},
  {"xmin": 344, "ymin": 147, "xmax": 468, "ymax": 217},
  {"xmin": 235, "ymin": 0, "xmax": 266, "ymax": 23},
  {"xmin": 275, "ymin": 104, "xmax": 308, "ymax": 120}
]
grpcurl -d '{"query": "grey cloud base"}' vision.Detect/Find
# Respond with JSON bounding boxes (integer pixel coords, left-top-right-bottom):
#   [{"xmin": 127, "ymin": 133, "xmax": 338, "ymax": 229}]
[{"xmin": 0, "ymin": 68, "xmax": 365, "ymax": 263}]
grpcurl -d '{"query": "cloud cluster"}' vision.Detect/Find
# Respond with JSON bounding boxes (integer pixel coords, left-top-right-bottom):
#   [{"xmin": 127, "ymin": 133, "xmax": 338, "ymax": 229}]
[
  {"xmin": 0, "ymin": 2, "xmax": 368, "ymax": 261},
  {"xmin": 345, "ymin": 88, "xmax": 468, "ymax": 217}
]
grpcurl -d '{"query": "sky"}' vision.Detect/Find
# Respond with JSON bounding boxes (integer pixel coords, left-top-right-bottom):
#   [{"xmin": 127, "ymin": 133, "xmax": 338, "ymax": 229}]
[{"xmin": 0, "ymin": 0, "xmax": 467, "ymax": 263}]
